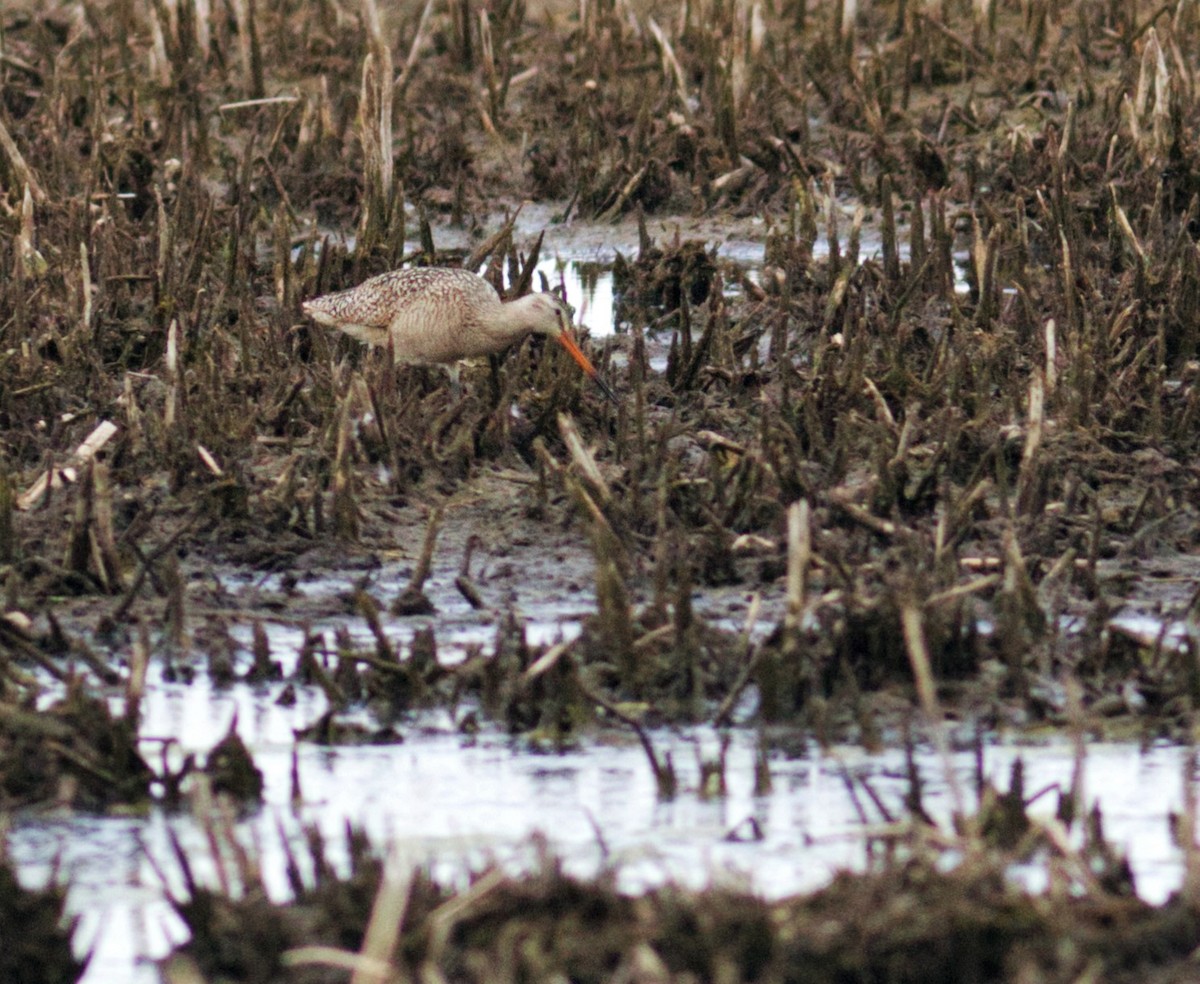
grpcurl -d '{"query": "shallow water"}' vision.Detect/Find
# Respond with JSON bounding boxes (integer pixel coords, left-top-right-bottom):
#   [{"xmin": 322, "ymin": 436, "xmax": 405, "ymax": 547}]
[
  {"xmin": 7, "ymin": 590, "xmax": 1197, "ymax": 984},
  {"xmin": 301, "ymin": 202, "xmax": 976, "ymax": 363},
  {"xmin": 9, "ymin": 212, "xmax": 1179, "ymax": 981}
]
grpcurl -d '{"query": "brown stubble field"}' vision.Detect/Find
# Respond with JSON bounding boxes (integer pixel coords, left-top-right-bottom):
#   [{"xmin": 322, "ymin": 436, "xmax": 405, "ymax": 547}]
[{"xmin": 5, "ymin": 0, "xmax": 1200, "ymax": 980}]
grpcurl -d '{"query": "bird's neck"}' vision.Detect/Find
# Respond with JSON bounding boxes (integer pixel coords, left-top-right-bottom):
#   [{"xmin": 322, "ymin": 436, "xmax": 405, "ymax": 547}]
[{"xmin": 491, "ymin": 294, "xmax": 545, "ymax": 341}]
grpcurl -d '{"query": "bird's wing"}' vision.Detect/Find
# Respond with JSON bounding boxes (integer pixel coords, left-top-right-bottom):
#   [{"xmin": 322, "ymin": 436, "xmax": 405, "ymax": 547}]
[
  {"xmin": 303, "ymin": 272, "xmax": 411, "ymax": 347},
  {"xmin": 387, "ymin": 293, "xmax": 478, "ymax": 363}
]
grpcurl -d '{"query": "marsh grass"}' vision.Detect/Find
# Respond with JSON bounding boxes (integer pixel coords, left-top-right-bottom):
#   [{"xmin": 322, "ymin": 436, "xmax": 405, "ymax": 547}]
[
  {"xmin": 4, "ymin": 0, "xmax": 1200, "ymax": 973},
  {"xmin": 0, "ymin": 842, "xmax": 83, "ymax": 984},
  {"xmin": 154, "ymin": 742, "xmax": 1200, "ymax": 984}
]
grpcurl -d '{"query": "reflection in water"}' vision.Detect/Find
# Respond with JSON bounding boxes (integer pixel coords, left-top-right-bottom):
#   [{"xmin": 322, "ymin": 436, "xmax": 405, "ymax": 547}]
[
  {"xmin": 296, "ymin": 209, "xmax": 968, "ymax": 342},
  {"xmin": 537, "ymin": 258, "xmax": 617, "ymax": 339},
  {"xmin": 3, "ymin": 227, "xmax": 1177, "ymax": 982},
  {"xmin": 17, "ymin": 217, "xmax": 1121, "ymax": 982},
  {"xmin": 528, "ymin": 233, "xmax": 972, "ymax": 343},
  {"xmin": 7, "ymin": 628, "xmax": 1195, "ymax": 984}
]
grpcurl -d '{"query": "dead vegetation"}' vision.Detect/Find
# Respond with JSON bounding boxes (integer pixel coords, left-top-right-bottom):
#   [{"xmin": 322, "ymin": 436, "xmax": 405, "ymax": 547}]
[
  {"xmin": 0, "ymin": 843, "xmax": 84, "ymax": 984},
  {"xmin": 1, "ymin": 0, "xmax": 1199, "ymax": 730},
  {"xmin": 158, "ymin": 763, "xmax": 1200, "ymax": 984},
  {"xmin": 3, "ymin": 0, "xmax": 1200, "ymax": 977}
]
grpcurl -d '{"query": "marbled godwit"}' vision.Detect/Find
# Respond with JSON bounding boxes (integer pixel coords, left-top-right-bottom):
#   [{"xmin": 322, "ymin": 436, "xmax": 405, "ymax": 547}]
[{"xmin": 302, "ymin": 267, "xmax": 617, "ymax": 403}]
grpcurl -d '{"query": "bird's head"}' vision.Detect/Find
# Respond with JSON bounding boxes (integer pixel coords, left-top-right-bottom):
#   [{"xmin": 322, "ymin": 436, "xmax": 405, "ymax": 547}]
[
  {"xmin": 515, "ymin": 292, "xmax": 617, "ymax": 404},
  {"xmin": 518, "ymin": 292, "xmax": 576, "ymax": 337}
]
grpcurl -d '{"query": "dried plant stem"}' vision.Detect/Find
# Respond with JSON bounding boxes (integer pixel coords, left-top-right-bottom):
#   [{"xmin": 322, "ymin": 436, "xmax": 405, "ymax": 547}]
[
  {"xmin": 110, "ymin": 514, "xmax": 198, "ymax": 624},
  {"xmin": 1016, "ymin": 370, "xmax": 1045, "ymax": 515},
  {"xmin": 398, "ymin": 0, "xmax": 436, "ymax": 98},
  {"xmin": 0, "ymin": 117, "xmax": 44, "ymax": 201},
  {"xmin": 785, "ymin": 499, "xmax": 810, "ymax": 629},
  {"xmin": 576, "ymin": 676, "xmax": 677, "ymax": 798},
  {"xmin": 282, "ymin": 948, "xmax": 396, "ymax": 980},
  {"xmin": 392, "ymin": 506, "xmax": 443, "ymax": 615},
  {"xmin": 558, "ymin": 412, "xmax": 611, "ymax": 504},
  {"xmin": 331, "ymin": 391, "xmax": 360, "ymax": 542},
  {"xmin": 349, "ymin": 863, "xmax": 413, "ymax": 984},
  {"xmin": 900, "ymin": 600, "xmax": 966, "ymax": 825},
  {"xmin": 231, "ymin": 0, "xmax": 264, "ymax": 97}
]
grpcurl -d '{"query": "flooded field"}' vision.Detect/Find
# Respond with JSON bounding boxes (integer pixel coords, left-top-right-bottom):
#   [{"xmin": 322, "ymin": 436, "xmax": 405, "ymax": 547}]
[
  {"xmin": 11, "ymin": 681, "xmax": 1198, "ymax": 981},
  {"xmin": 6, "ymin": 0, "xmax": 1200, "ymax": 980},
  {"xmin": 9, "ymin": 476, "xmax": 1200, "ymax": 981}
]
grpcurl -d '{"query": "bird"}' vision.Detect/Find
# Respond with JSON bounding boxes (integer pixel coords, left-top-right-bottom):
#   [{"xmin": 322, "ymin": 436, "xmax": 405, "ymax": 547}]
[{"xmin": 302, "ymin": 266, "xmax": 617, "ymax": 403}]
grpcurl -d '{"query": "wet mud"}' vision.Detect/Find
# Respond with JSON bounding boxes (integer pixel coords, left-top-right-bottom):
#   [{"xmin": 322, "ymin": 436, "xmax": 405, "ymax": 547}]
[{"xmin": 5, "ymin": 0, "xmax": 1200, "ymax": 978}]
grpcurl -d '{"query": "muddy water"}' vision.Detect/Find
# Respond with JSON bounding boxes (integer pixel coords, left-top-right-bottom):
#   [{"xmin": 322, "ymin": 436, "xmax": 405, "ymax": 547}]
[
  {"xmin": 9, "ymin": 550, "xmax": 1199, "ymax": 984},
  {"xmin": 7, "ymin": 222, "xmax": 1187, "ymax": 983},
  {"xmin": 8, "ymin": 633, "xmax": 1191, "ymax": 984}
]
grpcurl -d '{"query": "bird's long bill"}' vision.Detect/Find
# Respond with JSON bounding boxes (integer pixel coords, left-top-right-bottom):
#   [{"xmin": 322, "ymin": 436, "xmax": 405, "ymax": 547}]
[{"xmin": 556, "ymin": 331, "xmax": 619, "ymax": 405}]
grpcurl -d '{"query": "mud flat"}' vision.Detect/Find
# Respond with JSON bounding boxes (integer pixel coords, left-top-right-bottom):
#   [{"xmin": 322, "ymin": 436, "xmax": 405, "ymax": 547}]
[{"xmin": 5, "ymin": 0, "xmax": 1200, "ymax": 980}]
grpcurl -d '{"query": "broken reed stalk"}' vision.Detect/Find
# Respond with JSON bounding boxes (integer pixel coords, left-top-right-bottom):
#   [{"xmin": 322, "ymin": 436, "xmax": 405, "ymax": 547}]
[
  {"xmin": 899, "ymin": 600, "xmax": 966, "ymax": 827},
  {"xmin": 91, "ymin": 460, "xmax": 123, "ymax": 590},
  {"xmin": 753, "ymin": 734, "xmax": 772, "ymax": 795},
  {"xmin": 66, "ymin": 462, "xmax": 98, "ymax": 587},
  {"xmin": 409, "ymin": 507, "xmax": 442, "ymax": 594},
  {"xmin": 0, "ymin": 119, "xmax": 44, "ymax": 202},
  {"xmin": 348, "ymin": 862, "xmax": 414, "ymax": 984},
  {"xmin": 16, "ymin": 185, "xmax": 45, "ymax": 284},
  {"xmin": 558, "ymin": 412, "xmax": 612, "ymax": 505},
  {"xmin": 251, "ymin": 619, "xmax": 274, "ymax": 675},
  {"xmin": 1015, "ymin": 370, "xmax": 1045, "ymax": 515},
  {"xmin": 80, "ymin": 242, "xmax": 93, "ymax": 335},
  {"xmin": 880, "ymin": 174, "xmax": 900, "ymax": 282},
  {"xmin": 392, "ymin": 506, "xmax": 443, "ymax": 615},
  {"xmin": 357, "ymin": 0, "xmax": 426, "ymax": 250},
  {"xmin": 479, "ymin": 11, "xmax": 500, "ymax": 122},
  {"xmin": 696, "ymin": 735, "xmax": 729, "ymax": 799},
  {"xmin": 825, "ymin": 181, "xmax": 841, "ymax": 278},
  {"xmin": 165, "ymin": 319, "xmax": 180, "ymax": 432},
  {"xmin": 357, "ymin": 48, "xmax": 394, "ymax": 247},
  {"xmin": 148, "ymin": 1, "xmax": 172, "ymax": 94},
  {"xmin": 230, "ymin": 0, "xmax": 264, "ymax": 97},
  {"xmin": 647, "ymin": 18, "xmax": 691, "ymax": 115},
  {"xmin": 398, "ymin": 0, "xmax": 436, "ymax": 97},
  {"xmin": 125, "ymin": 625, "xmax": 151, "ymax": 728},
  {"xmin": 455, "ymin": 534, "xmax": 485, "ymax": 610},
  {"xmin": 785, "ymin": 499, "xmax": 810, "ymax": 630},
  {"xmin": 1044, "ymin": 318, "xmax": 1057, "ymax": 397},
  {"xmin": 331, "ymin": 389, "xmax": 360, "ymax": 542},
  {"xmin": 1063, "ymin": 674, "xmax": 1087, "ymax": 829},
  {"xmin": 352, "ymin": 591, "xmax": 395, "ymax": 662},
  {"xmin": 164, "ymin": 554, "xmax": 187, "ymax": 649},
  {"xmin": 839, "ymin": 0, "xmax": 856, "ymax": 41}
]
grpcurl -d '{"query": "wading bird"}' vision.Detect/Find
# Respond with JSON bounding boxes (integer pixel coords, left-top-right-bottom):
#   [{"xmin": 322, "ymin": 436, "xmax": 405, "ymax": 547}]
[{"xmin": 302, "ymin": 267, "xmax": 617, "ymax": 403}]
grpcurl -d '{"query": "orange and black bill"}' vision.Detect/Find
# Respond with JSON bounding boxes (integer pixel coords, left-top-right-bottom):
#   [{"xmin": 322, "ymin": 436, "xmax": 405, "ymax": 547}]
[{"xmin": 556, "ymin": 330, "xmax": 619, "ymax": 405}]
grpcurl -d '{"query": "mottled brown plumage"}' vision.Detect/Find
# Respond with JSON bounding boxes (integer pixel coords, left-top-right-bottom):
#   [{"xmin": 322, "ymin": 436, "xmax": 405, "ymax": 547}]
[{"xmin": 302, "ymin": 267, "xmax": 616, "ymax": 402}]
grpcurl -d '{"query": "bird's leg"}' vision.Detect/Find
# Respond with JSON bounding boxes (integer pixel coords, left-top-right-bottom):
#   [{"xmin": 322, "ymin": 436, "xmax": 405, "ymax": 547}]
[
  {"xmin": 486, "ymin": 354, "xmax": 505, "ymax": 411},
  {"xmin": 446, "ymin": 362, "xmax": 464, "ymax": 402}
]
